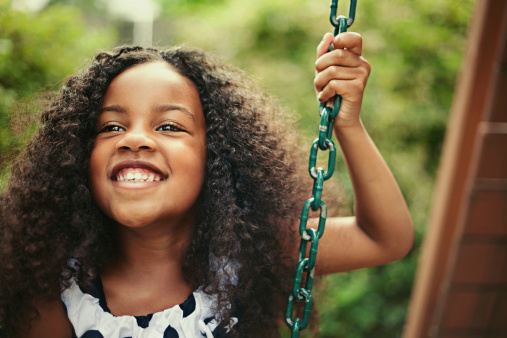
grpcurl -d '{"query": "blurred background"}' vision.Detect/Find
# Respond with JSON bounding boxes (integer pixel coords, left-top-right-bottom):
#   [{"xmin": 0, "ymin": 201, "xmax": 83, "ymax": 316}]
[{"xmin": 0, "ymin": 0, "xmax": 476, "ymax": 336}]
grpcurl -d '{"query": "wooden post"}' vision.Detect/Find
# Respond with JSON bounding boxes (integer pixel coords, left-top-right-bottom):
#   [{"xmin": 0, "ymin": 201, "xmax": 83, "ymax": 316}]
[{"xmin": 403, "ymin": 1, "xmax": 507, "ymax": 337}]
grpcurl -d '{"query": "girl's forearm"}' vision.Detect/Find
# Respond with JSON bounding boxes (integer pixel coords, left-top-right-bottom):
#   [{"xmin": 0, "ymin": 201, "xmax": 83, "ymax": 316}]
[{"xmin": 335, "ymin": 120, "xmax": 414, "ymax": 259}]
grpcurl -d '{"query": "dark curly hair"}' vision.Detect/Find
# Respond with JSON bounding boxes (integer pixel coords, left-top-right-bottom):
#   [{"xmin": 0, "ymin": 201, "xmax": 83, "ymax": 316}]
[{"xmin": 0, "ymin": 46, "xmax": 308, "ymax": 337}]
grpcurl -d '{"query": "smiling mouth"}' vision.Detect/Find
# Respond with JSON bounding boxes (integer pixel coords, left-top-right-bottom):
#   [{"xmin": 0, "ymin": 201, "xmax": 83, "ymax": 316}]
[{"xmin": 115, "ymin": 167, "xmax": 164, "ymax": 182}]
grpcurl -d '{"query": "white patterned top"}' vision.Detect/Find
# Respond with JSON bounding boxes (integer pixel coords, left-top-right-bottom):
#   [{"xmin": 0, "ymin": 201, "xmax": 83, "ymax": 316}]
[{"xmin": 61, "ymin": 279, "xmax": 238, "ymax": 338}]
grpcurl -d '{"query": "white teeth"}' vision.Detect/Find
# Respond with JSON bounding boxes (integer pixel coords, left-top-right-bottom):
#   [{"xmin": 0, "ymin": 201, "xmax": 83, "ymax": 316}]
[{"xmin": 116, "ymin": 169, "xmax": 162, "ymax": 182}]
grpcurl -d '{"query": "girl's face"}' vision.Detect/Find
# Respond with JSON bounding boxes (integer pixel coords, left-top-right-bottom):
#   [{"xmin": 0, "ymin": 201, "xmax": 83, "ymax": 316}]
[{"xmin": 89, "ymin": 62, "xmax": 207, "ymax": 231}]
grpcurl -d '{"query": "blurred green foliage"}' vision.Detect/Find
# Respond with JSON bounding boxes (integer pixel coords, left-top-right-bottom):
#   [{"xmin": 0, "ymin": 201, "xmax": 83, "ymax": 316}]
[
  {"xmin": 0, "ymin": 0, "xmax": 475, "ymax": 336},
  {"xmin": 0, "ymin": 0, "xmax": 115, "ymax": 189}
]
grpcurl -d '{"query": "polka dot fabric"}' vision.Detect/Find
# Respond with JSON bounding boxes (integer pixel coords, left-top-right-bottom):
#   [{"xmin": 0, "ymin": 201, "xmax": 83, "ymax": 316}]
[{"xmin": 62, "ymin": 279, "xmax": 238, "ymax": 338}]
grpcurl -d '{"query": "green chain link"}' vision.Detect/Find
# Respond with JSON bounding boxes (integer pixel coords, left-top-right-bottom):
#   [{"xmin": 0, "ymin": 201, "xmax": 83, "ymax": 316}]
[{"xmin": 285, "ymin": 1, "xmax": 357, "ymax": 336}]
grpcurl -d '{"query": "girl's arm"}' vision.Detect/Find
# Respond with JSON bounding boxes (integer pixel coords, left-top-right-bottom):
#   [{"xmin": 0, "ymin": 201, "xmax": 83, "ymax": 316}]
[{"xmin": 308, "ymin": 32, "xmax": 413, "ymax": 274}]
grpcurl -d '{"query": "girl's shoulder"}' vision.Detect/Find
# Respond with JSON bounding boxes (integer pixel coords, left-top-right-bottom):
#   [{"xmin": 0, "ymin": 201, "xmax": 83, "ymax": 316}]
[{"xmin": 16, "ymin": 299, "xmax": 72, "ymax": 338}]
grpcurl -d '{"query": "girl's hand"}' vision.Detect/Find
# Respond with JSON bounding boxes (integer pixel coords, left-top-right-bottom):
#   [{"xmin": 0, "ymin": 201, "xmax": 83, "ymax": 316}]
[{"xmin": 314, "ymin": 32, "xmax": 371, "ymax": 130}]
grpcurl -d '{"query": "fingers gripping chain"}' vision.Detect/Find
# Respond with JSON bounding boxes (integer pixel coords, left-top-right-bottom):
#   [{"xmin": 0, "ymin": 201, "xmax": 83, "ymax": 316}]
[{"xmin": 285, "ymin": 1, "xmax": 357, "ymax": 336}]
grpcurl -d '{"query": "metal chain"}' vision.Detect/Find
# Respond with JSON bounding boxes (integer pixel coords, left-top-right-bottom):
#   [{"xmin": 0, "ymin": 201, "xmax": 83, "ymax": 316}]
[{"xmin": 285, "ymin": 1, "xmax": 357, "ymax": 337}]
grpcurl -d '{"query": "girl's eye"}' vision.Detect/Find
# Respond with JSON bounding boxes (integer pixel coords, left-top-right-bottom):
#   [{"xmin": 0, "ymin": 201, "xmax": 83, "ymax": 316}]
[
  {"xmin": 99, "ymin": 125, "xmax": 125, "ymax": 133},
  {"xmin": 157, "ymin": 124, "xmax": 183, "ymax": 132}
]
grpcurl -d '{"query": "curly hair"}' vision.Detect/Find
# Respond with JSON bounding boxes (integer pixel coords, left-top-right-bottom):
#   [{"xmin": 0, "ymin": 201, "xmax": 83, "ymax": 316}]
[{"xmin": 0, "ymin": 46, "xmax": 308, "ymax": 337}]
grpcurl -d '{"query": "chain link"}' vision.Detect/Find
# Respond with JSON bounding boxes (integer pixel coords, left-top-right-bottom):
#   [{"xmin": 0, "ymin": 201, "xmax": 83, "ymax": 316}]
[{"xmin": 285, "ymin": 1, "xmax": 357, "ymax": 336}]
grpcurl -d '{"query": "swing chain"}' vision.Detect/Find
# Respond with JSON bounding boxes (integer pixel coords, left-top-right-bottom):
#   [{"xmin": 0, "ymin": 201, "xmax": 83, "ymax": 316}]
[{"xmin": 285, "ymin": 1, "xmax": 356, "ymax": 336}]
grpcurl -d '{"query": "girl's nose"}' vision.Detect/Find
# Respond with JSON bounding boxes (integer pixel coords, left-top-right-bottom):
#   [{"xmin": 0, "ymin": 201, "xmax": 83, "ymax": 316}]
[{"xmin": 116, "ymin": 129, "xmax": 157, "ymax": 152}]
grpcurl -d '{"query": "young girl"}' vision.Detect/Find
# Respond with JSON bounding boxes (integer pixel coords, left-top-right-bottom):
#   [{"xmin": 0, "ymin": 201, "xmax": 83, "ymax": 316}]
[{"xmin": 0, "ymin": 32, "xmax": 413, "ymax": 337}]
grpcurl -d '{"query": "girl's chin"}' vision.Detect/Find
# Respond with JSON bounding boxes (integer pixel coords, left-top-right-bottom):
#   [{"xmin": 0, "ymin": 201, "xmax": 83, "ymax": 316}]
[
  {"xmin": 109, "ymin": 213, "xmax": 191, "ymax": 230},
  {"xmin": 111, "ymin": 215, "xmax": 164, "ymax": 229}
]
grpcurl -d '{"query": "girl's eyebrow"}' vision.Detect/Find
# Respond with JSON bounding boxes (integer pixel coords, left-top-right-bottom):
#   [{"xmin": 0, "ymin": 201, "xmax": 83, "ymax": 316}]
[
  {"xmin": 100, "ymin": 105, "xmax": 127, "ymax": 114},
  {"xmin": 154, "ymin": 104, "xmax": 195, "ymax": 121},
  {"xmin": 100, "ymin": 104, "xmax": 195, "ymax": 121}
]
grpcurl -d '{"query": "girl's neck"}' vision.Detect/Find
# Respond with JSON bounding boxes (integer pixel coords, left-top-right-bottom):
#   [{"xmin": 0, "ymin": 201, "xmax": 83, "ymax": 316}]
[
  {"xmin": 99, "ymin": 220, "xmax": 195, "ymax": 316},
  {"xmin": 107, "ymin": 217, "xmax": 194, "ymax": 274}
]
